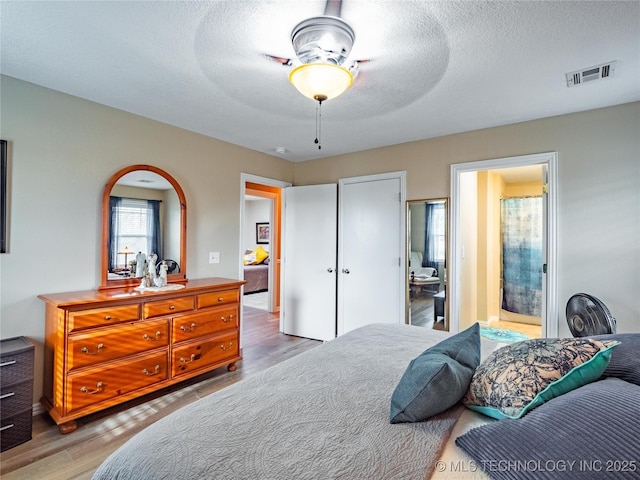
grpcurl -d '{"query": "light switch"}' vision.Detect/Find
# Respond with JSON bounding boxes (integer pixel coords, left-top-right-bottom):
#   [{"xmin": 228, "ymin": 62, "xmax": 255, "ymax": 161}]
[{"xmin": 209, "ymin": 252, "xmax": 220, "ymax": 264}]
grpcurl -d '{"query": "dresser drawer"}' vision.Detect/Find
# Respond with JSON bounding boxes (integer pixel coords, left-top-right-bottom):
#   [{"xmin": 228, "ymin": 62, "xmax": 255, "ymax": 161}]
[
  {"xmin": 68, "ymin": 320, "xmax": 169, "ymax": 370},
  {"xmin": 197, "ymin": 289, "xmax": 239, "ymax": 309},
  {"xmin": 1, "ymin": 410, "xmax": 32, "ymax": 452},
  {"xmin": 69, "ymin": 304, "xmax": 140, "ymax": 332},
  {"xmin": 172, "ymin": 307, "xmax": 238, "ymax": 343},
  {"xmin": 67, "ymin": 351, "xmax": 168, "ymax": 414},
  {"xmin": 144, "ymin": 296, "xmax": 194, "ymax": 318},
  {"xmin": 0, "ymin": 349, "xmax": 34, "ymax": 387},
  {"xmin": 0, "ymin": 380, "xmax": 33, "ymax": 419},
  {"xmin": 172, "ymin": 332, "xmax": 239, "ymax": 378}
]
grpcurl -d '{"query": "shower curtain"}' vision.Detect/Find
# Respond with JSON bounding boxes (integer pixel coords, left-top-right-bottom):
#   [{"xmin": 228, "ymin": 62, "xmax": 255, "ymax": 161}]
[{"xmin": 501, "ymin": 197, "xmax": 542, "ymax": 317}]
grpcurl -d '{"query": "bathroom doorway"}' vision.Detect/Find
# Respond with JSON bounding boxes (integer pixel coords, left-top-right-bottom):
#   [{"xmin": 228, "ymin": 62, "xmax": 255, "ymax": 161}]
[{"xmin": 450, "ymin": 152, "xmax": 558, "ymax": 339}]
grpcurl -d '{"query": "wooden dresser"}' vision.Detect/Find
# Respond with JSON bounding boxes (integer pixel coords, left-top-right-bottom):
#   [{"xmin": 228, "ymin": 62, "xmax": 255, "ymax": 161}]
[
  {"xmin": 39, "ymin": 277, "xmax": 244, "ymax": 434},
  {"xmin": 0, "ymin": 337, "xmax": 35, "ymax": 451}
]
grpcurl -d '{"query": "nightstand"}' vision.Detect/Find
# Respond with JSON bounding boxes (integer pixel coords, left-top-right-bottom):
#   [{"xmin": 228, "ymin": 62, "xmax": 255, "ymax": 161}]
[{"xmin": 1, "ymin": 337, "xmax": 35, "ymax": 451}]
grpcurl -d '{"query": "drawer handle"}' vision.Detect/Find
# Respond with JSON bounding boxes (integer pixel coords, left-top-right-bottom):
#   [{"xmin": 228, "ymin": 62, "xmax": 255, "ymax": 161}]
[
  {"xmin": 218, "ymin": 297, "xmax": 224, "ymax": 302},
  {"xmin": 220, "ymin": 342, "xmax": 234, "ymax": 351},
  {"xmin": 169, "ymin": 305, "xmax": 176, "ymax": 310},
  {"xmin": 0, "ymin": 424, "xmax": 14, "ymax": 432},
  {"xmin": 0, "ymin": 360, "xmax": 17, "ymax": 367},
  {"xmin": 0, "ymin": 392, "xmax": 15, "ymax": 400},
  {"xmin": 180, "ymin": 322, "xmax": 197, "ymax": 333},
  {"xmin": 143, "ymin": 331, "xmax": 162, "ymax": 341},
  {"xmin": 104, "ymin": 315, "xmax": 112, "ymax": 320},
  {"xmin": 221, "ymin": 314, "xmax": 234, "ymax": 323},
  {"xmin": 80, "ymin": 382, "xmax": 104, "ymax": 394},
  {"xmin": 142, "ymin": 365, "xmax": 161, "ymax": 376},
  {"xmin": 81, "ymin": 343, "xmax": 104, "ymax": 355},
  {"xmin": 179, "ymin": 353, "xmax": 200, "ymax": 364}
]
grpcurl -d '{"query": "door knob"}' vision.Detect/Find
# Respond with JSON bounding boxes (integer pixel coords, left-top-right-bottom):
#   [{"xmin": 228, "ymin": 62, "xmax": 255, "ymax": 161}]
[{"xmin": 342, "ymin": 268, "xmax": 350, "ymax": 274}]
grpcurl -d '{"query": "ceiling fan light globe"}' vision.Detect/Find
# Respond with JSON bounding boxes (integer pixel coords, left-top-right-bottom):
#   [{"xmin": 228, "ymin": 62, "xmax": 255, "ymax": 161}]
[{"xmin": 289, "ymin": 63, "xmax": 353, "ymax": 101}]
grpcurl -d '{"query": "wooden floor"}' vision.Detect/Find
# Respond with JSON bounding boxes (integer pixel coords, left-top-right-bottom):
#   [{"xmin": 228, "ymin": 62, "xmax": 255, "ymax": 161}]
[
  {"xmin": 490, "ymin": 319, "xmax": 542, "ymax": 339},
  {"xmin": 0, "ymin": 307, "xmax": 321, "ymax": 480},
  {"xmin": 410, "ymin": 291, "xmax": 446, "ymax": 331},
  {"xmin": 410, "ymin": 292, "xmax": 541, "ymax": 338}
]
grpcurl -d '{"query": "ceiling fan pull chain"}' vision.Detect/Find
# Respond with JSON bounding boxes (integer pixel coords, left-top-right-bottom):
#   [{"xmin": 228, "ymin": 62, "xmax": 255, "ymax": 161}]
[{"xmin": 314, "ymin": 100, "xmax": 322, "ymax": 150}]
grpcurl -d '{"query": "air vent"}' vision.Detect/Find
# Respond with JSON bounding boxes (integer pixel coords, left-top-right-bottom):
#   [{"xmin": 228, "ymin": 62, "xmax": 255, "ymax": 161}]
[{"xmin": 566, "ymin": 61, "xmax": 616, "ymax": 87}]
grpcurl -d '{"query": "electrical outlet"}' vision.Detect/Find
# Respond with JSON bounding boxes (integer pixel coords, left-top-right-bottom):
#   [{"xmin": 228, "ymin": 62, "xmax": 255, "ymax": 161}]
[{"xmin": 209, "ymin": 252, "xmax": 220, "ymax": 264}]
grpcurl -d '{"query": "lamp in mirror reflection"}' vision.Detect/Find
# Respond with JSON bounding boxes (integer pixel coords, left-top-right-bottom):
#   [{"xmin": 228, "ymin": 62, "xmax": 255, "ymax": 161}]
[{"xmin": 118, "ymin": 246, "xmax": 135, "ymax": 276}]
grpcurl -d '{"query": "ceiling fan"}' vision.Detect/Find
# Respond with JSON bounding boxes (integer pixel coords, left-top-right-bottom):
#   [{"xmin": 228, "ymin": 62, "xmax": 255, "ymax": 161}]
[
  {"xmin": 262, "ymin": 0, "xmax": 371, "ymax": 148},
  {"xmin": 263, "ymin": 0, "xmax": 370, "ymax": 101}
]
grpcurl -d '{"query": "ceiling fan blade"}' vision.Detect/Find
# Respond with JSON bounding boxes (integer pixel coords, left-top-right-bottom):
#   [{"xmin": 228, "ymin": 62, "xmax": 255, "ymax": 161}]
[
  {"xmin": 262, "ymin": 54, "xmax": 293, "ymax": 66},
  {"xmin": 324, "ymin": 0, "xmax": 342, "ymax": 17}
]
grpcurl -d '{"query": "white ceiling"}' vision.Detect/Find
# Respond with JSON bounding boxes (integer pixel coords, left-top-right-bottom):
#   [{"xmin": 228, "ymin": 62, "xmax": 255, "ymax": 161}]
[
  {"xmin": 2, "ymin": 1, "xmax": 639, "ymax": 163},
  {"xmin": 116, "ymin": 170, "xmax": 174, "ymax": 190}
]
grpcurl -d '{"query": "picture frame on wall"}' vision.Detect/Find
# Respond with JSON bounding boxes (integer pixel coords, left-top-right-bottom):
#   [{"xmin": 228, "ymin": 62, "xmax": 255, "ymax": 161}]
[
  {"xmin": 256, "ymin": 222, "xmax": 270, "ymax": 244},
  {"xmin": 1, "ymin": 140, "xmax": 7, "ymax": 253}
]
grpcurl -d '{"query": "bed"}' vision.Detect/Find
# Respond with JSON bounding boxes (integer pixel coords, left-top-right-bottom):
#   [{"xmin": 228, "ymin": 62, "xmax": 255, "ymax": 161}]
[
  {"xmin": 93, "ymin": 325, "xmax": 640, "ymax": 480},
  {"xmin": 243, "ymin": 248, "xmax": 269, "ymax": 294},
  {"xmin": 243, "ymin": 262, "xmax": 269, "ymax": 294}
]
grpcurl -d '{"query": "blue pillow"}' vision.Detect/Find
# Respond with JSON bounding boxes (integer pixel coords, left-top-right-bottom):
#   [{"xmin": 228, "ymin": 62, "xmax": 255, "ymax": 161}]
[
  {"xmin": 591, "ymin": 333, "xmax": 640, "ymax": 385},
  {"xmin": 463, "ymin": 337, "xmax": 619, "ymax": 419},
  {"xmin": 390, "ymin": 323, "xmax": 480, "ymax": 423},
  {"xmin": 456, "ymin": 378, "xmax": 640, "ymax": 480}
]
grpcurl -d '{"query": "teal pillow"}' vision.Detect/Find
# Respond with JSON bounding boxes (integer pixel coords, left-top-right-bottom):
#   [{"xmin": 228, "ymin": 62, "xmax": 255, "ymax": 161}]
[
  {"xmin": 390, "ymin": 323, "xmax": 480, "ymax": 423},
  {"xmin": 463, "ymin": 337, "xmax": 619, "ymax": 419}
]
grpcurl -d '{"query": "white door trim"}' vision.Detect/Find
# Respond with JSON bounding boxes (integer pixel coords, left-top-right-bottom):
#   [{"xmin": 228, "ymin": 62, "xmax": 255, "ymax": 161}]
[{"xmin": 449, "ymin": 153, "xmax": 558, "ymax": 337}]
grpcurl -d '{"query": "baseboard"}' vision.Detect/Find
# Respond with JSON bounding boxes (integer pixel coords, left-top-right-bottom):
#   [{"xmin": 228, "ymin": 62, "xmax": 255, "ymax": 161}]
[{"xmin": 32, "ymin": 402, "xmax": 44, "ymax": 416}]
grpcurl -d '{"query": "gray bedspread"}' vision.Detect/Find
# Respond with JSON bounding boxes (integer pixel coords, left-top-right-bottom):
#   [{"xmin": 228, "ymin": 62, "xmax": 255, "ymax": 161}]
[{"xmin": 93, "ymin": 324, "xmax": 496, "ymax": 480}]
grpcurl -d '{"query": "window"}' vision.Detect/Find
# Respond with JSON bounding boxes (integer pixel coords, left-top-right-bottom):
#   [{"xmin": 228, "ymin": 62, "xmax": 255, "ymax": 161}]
[
  {"xmin": 431, "ymin": 203, "xmax": 446, "ymax": 262},
  {"xmin": 109, "ymin": 197, "xmax": 161, "ymax": 271}
]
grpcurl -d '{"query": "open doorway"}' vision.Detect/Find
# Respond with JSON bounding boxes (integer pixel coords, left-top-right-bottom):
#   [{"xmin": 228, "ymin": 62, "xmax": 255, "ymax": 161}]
[
  {"xmin": 243, "ymin": 192, "xmax": 272, "ymax": 311},
  {"xmin": 450, "ymin": 153, "xmax": 558, "ymax": 340},
  {"xmin": 242, "ymin": 180, "xmax": 284, "ymax": 314},
  {"xmin": 239, "ymin": 174, "xmax": 291, "ymax": 333}
]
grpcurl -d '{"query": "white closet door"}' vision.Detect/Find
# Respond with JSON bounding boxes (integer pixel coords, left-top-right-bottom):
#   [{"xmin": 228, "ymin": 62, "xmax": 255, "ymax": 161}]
[
  {"xmin": 281, "ymin": 184, "xmax": 337, "ymax": 341},
  {"xmin": 338, "ymin": 173, "xmax": 405, "ymax": 335}
]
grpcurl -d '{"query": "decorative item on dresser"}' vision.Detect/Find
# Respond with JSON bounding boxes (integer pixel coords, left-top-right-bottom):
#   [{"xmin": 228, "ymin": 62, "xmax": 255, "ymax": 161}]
[
  {"xmin": 38, "ymin": 277, "xmax": 245, "ymax": 434},
  {"xmin": 0, "ymin": 336, "xmax": 35, "ymax": 451}
]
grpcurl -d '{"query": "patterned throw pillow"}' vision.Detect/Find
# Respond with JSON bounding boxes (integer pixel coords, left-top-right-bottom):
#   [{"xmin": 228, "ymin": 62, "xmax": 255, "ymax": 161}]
[
  {"xmin": 463, "ymin": 337, "xmax": 619, "ymax": 419},
  {"xmin": 243, "ymin": 246, "xmax": 269, "ymax": 265},
  {"xmin": 243, "ymin": 252, "xmax": 257, "ymax": 265}
]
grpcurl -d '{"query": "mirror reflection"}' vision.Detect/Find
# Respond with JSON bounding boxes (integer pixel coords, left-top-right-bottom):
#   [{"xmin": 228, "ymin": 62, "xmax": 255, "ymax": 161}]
[
  {"xmin": 407, "ymin": 198, "xmax": 448, "ymax": 330},
  {"xmin": 100, "ymin": 165, "xmax": 187, "ymax": 290},
  {"xmin": 107, "ymin": 171, "xmax": 181, "ymax": 279}
]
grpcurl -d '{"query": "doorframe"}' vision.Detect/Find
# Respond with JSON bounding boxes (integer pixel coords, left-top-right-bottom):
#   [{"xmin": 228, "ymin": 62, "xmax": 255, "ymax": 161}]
[
  {"xmin": 449, "ymin": 152, "xmax": 558, "ymax": 337},
  {"xmin": 240, "ymin": 174, "xmax": 292, "ymax": 330}
]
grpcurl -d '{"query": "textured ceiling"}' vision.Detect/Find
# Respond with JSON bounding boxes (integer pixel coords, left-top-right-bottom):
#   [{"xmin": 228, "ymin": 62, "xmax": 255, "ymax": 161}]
[{"xmin": 1, "ymin": 1, "xmax": 639, "ymax": 162}]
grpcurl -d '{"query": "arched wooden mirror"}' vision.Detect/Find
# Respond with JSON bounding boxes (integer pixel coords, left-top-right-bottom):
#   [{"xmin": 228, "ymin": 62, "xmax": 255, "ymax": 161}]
[
  {"xmin": 406, "ymin": 198, "xmax": 448, "ymax": 330},
  {"xmin": 100, "ymin": 165, "xmax": 187, "ymax": 290}
]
